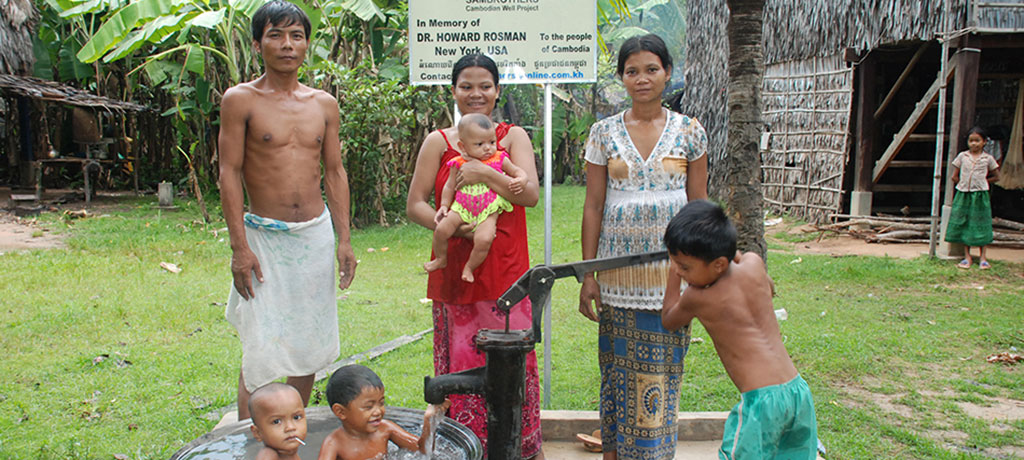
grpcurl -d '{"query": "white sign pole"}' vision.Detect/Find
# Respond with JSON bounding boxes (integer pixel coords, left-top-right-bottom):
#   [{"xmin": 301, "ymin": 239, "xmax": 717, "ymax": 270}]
[{"xmin": 542, "ymin": 83, "xmax": 553, "ymax": 409}]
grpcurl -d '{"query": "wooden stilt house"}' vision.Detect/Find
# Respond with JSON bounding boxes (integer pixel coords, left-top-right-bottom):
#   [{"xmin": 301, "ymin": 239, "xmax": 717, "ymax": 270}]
[{"xmin": 678, "ymin": 0, "xmax": 1024, "ymax": 224}]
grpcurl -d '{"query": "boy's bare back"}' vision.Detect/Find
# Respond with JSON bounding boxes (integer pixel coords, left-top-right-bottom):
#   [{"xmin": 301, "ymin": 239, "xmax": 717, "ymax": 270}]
[
  {"xmin": 219, "ymin": 78, "xmax": 338, "ymax": 222},
  {"xmin": 670, "ymin": 252, "xmax": 797, "ymax": 393}
]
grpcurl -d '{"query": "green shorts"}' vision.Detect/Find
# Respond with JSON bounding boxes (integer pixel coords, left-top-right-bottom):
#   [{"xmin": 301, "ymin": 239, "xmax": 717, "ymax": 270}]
[{"xmin": 719, "ymin": 375, "xmax": 817, "ymax": 460}]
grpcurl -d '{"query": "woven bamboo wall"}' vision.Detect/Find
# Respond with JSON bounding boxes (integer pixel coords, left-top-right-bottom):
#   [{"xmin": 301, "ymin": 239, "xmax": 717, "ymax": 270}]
[{"xmin": 761, "ymin": 54, "xmax": 854, "ymax": 223}]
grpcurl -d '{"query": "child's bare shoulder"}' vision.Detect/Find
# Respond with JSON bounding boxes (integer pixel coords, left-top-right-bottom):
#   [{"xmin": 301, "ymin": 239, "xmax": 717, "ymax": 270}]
[{"xmin": 253, "ymin": 447, "xmax": 282, "ymax": 460}]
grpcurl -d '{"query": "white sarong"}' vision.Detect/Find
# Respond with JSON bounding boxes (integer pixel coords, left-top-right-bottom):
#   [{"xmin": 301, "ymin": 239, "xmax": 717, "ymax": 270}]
[{"xmin": 226, "ymin": 207, "xmax": 339, "ymax": 391}]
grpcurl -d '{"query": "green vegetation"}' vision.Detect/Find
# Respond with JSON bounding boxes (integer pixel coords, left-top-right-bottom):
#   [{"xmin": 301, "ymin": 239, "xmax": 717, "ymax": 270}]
[{"xmin": 1, "ymin": 186, "xmax": 1022, "ymax": 459}]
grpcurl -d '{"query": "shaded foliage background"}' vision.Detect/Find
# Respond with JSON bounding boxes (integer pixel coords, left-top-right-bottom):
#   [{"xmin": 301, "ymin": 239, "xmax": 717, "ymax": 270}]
[{"xmin": 23, "ymin": 0, "xmax": 674, "ymax": 226}]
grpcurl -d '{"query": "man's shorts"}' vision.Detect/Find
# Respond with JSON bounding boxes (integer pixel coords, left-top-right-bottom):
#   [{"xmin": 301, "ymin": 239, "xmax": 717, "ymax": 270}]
[{"xmin": 719, "ymin": 375, "xmax": 817, "ymax": 460}]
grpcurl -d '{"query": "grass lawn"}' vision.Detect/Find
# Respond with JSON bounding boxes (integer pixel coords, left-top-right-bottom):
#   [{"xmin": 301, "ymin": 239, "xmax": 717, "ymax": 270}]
[{"xmin": 1, "ymin": 185, "xmax": 1022, "ymax": 459}]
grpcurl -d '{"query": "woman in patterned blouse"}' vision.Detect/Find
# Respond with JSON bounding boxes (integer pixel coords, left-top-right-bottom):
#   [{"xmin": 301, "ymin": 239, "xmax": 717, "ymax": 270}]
[{"xmin": 578, "ymin": 34, "xmax": 708, "ymax": 460}]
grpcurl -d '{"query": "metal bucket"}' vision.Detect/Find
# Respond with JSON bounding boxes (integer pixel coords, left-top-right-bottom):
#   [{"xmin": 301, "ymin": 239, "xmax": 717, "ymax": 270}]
[{"xmin": 170, "ymin": 406, "xmax": 482, "ymax": 460}]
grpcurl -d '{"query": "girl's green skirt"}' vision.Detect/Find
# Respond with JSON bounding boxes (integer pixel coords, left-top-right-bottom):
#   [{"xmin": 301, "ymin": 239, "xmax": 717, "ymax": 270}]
[{"xmin": 945, "ymin": 190, "xmax": 993, "ymax": 247}]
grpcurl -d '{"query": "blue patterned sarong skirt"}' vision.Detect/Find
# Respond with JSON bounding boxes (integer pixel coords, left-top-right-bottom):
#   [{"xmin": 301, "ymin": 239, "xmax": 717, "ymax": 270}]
[{"xmin": 599, "ymin": 306, "xmax": 690, "ymax": 460}]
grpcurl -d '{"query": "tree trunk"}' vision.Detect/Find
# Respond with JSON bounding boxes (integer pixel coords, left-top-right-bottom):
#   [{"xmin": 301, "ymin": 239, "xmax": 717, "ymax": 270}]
[{"xmin": 724, "ymin": 0, "xmax": 767, "ymax": 258}]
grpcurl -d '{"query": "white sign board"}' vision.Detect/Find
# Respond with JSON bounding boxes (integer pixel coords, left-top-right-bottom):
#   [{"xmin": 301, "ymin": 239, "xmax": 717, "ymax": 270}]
[{"xmin": 409, "ymin": 0, "xmax": 597, "ymax": 85}]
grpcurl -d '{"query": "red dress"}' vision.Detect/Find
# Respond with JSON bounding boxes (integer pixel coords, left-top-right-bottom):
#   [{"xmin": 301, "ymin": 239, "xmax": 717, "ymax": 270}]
[{"xmin": 429, "ymin": 123, "xmax": 542, "ymax": 457}]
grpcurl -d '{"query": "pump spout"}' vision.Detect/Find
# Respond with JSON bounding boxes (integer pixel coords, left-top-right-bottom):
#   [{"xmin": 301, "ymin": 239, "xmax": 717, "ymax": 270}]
[{"xmin": 424, "ymin": 366, "xmax": 486, "ymax": 405}]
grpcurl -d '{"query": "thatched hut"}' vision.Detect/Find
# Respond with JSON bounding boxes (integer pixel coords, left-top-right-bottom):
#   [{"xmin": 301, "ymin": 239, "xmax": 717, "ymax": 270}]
[
  {"xmin": 679, "ymin": 0, "xmax": 1024, "ymax": 225},
  {"xmin": 1, "ymin": 0, "xmax": 38, "ymax": 75}
]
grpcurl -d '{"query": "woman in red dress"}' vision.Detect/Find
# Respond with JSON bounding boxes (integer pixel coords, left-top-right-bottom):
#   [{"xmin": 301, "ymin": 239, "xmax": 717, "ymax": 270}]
[{"xmin": 406, "ymin": 54, "xmax": 545, "ymax": 459}]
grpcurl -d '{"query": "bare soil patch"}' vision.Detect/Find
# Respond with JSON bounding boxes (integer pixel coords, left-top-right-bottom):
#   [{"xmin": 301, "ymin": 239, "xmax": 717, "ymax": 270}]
[
  {"xmin": 0, "ymin": 188, "xmax": 142, "ymax": 252},
  {"xmin": 769, "ymin": 223, "xmax": 1024, "ymax": 264},
  {"xmin": 0, "ymin": 213, "xmax": 65, "ymax": 251}
]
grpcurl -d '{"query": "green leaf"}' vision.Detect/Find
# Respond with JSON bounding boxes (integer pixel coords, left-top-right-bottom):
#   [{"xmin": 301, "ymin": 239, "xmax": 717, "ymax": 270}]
[
  {"xmin": 229, "ymin": 0, "xmax": 267, "ymax": 17},
  {"xmin": 58, "ymin": 41, "xmax": 95, "ymax": 80},
  {"xmin": 57, "ymin": 0, "xmax": 104, "ymax": 18},
  {"xmin": 32, "ymin": 33, "xmax": 55, "ymax": 80},
  {"xmin": 195, "ymin": 78, "xmax": 212, "ymax": 113},
  {"xmin": 103, "ymin": 13, "xmax": 188, "ymax": 62},
  {"xmin": 143, "ymin": 59, "xmax": 179, "ymax": 86},
  {"xmin": 603, "ymin": 26, "xmax": 649, "ymax": 43},
  {"xmin": 189, "ymin": 9, "xmax": 226, "ymax": 29},
  {"xmin": 183, "ymin": 44, "xmax": 205, "ymax": 77},
  {"xmin": 337, "ymin": 0, "xmax": 385, "ymax": 22},
  {"xmin": 76, "ymin": 0, "xmax": 178, "ymax": 63}
]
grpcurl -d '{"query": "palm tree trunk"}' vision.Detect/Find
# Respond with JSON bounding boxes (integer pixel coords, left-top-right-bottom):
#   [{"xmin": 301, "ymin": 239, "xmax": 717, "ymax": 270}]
[{"xmin": 725, "ymin": 0, "xmax": 767, "ymax": 258}]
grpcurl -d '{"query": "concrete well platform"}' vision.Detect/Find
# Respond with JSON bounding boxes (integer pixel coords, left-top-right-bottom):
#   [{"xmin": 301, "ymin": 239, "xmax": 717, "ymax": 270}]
[{"xmin": 540, "ymin": 410, "xmax": 726, "ymax": 459}]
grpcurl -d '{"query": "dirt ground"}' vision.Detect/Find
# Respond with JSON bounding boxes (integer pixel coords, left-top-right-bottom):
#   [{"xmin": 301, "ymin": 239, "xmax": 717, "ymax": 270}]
[
  {"xmin": 770, "ymin": 223, "xmax": 1024, "ymax": 264},
  {"xmin": 0, "ymin": 212, "xmax": 66, "ymax": 251}
]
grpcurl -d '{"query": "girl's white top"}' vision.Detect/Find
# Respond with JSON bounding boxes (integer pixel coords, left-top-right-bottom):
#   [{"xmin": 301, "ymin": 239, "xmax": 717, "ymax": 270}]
[
  {"xmin": 584, "ymin": 109, "xmax": 707, "ymax": 310},
  {"xmin": 953, "ymin": 151, "xmax": 999, "ymax": 192}
]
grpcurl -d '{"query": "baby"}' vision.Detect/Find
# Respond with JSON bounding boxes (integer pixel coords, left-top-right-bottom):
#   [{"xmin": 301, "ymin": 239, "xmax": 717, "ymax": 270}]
[
  {"xmin": 249, "ymin": 382, "xmax": 308, "ymax": 460},
  {"xmin": 424, "ymin": 113, "xmax": 528, "ymax": 282},
  {"xmin": 318, "ymin": 364, "xmax": 449, "ymax": 460}
]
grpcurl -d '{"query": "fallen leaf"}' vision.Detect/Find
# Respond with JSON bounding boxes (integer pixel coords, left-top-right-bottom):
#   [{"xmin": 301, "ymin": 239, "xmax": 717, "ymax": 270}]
[
  {"xmin": 380, "ymin": 247, "xmax": 390, "ymax": 252},
  {"xmin": 93, "ymin": 354, "xmax": 109, "ymax": 365},
  {"xmin": 790, "ymin": 257, "xmax": 802, "ymax": 264},
  {"xmin": 159, "ymin": 262, "xmax": 182, "ymax": 273},
  {"xmin": 366, "ymin": 247, "xmax": 376, "ymax": 252},
  {"xmin": 127, "ymin": 423, "xmax": 138, "ymax": 431},
  {"xmin": 927, "ymin": 320, "xmax": 936, "ymax": 325},
  {"xmin": 986, "ymin": 352, "xmax": 1023, "ymax": 364},
  {"xmin": 114, "ymin": 454, "xmax": 130, "ymax": 460}
]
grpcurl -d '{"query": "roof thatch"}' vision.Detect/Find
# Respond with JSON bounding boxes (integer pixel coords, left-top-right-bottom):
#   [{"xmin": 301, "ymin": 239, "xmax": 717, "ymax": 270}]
[
  {"xmin": 0, "ymin": 74, "xmax": 149, "ymax": 112},
  {"xmin": 762, "ymin": 0, "xmax": 971, "ymax": 65},
  {"xmin": 1, "ymin": 0, "xmax": 38, "ymax": 75}
]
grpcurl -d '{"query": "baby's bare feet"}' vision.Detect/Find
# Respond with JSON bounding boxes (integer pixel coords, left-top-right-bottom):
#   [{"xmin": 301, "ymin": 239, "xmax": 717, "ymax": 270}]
[{"xmin": 424, "ymin": 258, "xmax": 446, "ymax": 272}]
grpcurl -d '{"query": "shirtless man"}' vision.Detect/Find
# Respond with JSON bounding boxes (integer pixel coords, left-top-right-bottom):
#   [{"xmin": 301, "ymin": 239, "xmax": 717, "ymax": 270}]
[{"xmin": 218, "ymin": 0, "xmax": 356, "ymax": 420}]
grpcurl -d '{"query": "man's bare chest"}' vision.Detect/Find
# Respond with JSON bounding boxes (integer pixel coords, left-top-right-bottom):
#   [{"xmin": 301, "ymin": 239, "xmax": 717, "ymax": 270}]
[{"xmin": 246, "ymin": 106, "xmax": 326, "ymax": 151}]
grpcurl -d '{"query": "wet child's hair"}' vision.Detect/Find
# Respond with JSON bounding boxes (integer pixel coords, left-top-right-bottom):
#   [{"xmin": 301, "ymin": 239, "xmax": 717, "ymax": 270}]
[
  {"xmin": 458, "ymin": 113, "xmax": 494, "ymax": 134},
  {"xmin": 664, "ymin": 200, "xmax": 737, "ymax": 263},
  {"xmin": 251, "ymin": 0, "xmax": 311, "ymax": 42},
  {"xmin": 248, "ymin": 382, "xmax": 301, "ymax": 419},
  {"xmin": 326, "ymin": 364, "xmax": 384, "ymax": 407}
]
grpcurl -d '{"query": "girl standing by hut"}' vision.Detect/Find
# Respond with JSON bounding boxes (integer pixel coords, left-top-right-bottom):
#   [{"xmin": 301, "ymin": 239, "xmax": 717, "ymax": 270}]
[{"xmin": 946, "ymin": 126, "xmax": 1001, "ymax": 269}]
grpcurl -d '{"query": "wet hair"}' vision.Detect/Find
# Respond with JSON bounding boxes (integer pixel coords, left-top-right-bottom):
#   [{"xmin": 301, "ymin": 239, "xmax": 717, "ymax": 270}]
[
  {"xmin": 966, "ymin": 126, "xmax": 987, "ymax": 142},
  {"xmin": 616, "ymin": 33, "xmax": 673, "ymax": 77},
  {"xmin": 251, "ymin": 1, "xmax": 311, "ymax": 42},
  {"xmin": 452, "ymin": 53, "xmax": 500, "ymax": 86},
  {"xmin": 326, "ymin": 364, "xmax": 384, "ymax": 408},
  {"xmin": 247, "ymin": 382, "xmax": 300, "ymax": 420},
  {"xmin": 457, "ymin": 113, "xmax": 494, "ymax": 134},
  {"xmin": 664, "ymin": 200, "xmax": 737, "ymax": 263}
]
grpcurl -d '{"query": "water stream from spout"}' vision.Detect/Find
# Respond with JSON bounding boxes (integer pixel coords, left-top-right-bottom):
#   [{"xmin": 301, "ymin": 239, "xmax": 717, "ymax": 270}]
[{"xmin": 423, "ymin": 402, "xmax": 447, "ymax": 457}]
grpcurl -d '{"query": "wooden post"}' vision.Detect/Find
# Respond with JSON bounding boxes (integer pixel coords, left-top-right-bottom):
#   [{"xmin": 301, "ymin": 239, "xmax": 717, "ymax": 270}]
[
  {"xmin": 943, "ymin": 41, "xmax": 981, "ymax": 206},
  {"xmin": 937, "ymin": 38, "xmax": 981, "ymax": 258},
  {"xmin": 852, "ymin": 51, "xmax": 876, "ymax": 219}
]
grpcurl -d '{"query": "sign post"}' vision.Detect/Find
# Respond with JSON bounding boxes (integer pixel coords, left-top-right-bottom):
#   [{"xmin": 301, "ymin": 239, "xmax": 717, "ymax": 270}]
[{"xmin": 409, "ymin": 0, "xmax": 597, "ymax": 408}]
